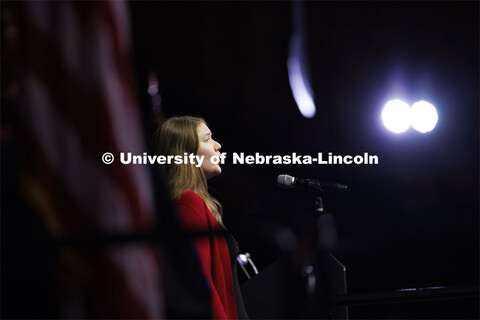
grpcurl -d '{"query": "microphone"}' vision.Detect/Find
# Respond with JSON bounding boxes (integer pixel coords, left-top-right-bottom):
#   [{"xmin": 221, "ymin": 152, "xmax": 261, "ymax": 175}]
[
  {"xmin": 277, "ymin": 174, "xmax": 347, "ymax": 193},
  {"xmin": 237, "ymin": 252, "xmax": 258, "ymax": 280}
]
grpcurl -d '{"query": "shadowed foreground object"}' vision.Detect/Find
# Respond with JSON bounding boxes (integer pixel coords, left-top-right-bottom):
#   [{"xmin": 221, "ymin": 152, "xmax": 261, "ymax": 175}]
[{"xmin": 6, "ymin": 1, "xmax": 163, "ymax": 318}]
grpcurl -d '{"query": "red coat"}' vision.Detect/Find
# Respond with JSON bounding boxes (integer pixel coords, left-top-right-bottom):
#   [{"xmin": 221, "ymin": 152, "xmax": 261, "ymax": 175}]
[{"xmin": 176, "ymin": 191, "xmax": 238, "ymax": 320}]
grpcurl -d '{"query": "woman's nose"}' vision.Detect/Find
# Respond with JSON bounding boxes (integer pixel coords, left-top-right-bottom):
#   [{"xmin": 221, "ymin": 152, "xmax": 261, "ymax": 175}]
[{"xmin": 215, "ymin": 141, "xmax": 222, "ymax": 151}]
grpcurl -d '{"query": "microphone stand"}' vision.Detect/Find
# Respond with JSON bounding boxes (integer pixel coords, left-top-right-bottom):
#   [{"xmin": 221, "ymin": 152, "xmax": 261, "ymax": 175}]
[{"xmin": 297, "ymin": 183, "xmax": 346, "ymax": 319}]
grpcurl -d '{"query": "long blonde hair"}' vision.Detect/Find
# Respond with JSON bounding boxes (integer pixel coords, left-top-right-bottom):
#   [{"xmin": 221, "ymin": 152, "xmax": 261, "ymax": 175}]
[{"xmin": 153, "ymin": 116, "xmax": 223, "ymax": 225}]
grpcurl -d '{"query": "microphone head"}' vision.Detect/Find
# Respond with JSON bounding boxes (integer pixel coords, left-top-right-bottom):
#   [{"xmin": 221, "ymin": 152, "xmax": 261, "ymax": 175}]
[
  {"xmin": 277, "ymin": 174, "xmax": 295, "ymax": 189},
  {"xmin": 335, "ymin": 183, "xmax": 348, "ymax": 192}
]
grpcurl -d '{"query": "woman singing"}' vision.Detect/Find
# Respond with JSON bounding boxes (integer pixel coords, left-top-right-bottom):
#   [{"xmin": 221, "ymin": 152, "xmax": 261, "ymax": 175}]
[{"xmin": 154, "ymin": 116, "xmax": 248, "ymax": 319}]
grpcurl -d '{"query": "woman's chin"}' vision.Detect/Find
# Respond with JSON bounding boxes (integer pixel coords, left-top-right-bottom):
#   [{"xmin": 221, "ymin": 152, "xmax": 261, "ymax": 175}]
[{"xmin": 205, "ymin": 167, "xmax": 222, "ymax": 180}]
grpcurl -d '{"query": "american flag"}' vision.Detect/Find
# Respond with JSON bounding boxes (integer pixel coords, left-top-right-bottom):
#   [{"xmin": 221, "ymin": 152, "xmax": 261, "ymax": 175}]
[{"xmin": 17, "ymin": 1, "xmax": 163, "ymax": 318}]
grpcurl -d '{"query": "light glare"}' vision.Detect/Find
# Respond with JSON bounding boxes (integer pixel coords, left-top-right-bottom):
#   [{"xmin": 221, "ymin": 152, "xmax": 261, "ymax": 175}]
[
  {"xmin": 381, "ymin": 100, "xmax": 411, "ymax": 133},
  {"xmin": 411, "ymin": 101, "xmax": 438, "ymax": 133},
  {"xmin": 287, "ymin": 56, "xmax": 316, "ymax": 118}
]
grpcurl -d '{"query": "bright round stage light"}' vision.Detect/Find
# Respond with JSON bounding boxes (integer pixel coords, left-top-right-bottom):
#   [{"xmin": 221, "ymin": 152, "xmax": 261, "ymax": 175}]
[
  {"xmin": 381, "ymin": 99, "xmax": 411, "ymax": 133},
  {"xmin": 410, "ymin": 100, "xmax": 438, "ymax": 133}
]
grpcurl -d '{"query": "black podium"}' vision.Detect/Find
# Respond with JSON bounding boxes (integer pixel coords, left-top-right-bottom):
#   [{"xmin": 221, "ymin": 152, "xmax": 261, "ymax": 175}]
[{"xmin": 241, "ymin": 253, "xmax": 348, "ymax": 319}]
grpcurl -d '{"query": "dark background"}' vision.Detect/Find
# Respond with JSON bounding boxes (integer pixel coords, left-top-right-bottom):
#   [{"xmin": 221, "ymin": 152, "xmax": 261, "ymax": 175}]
[
  {"xmin": 130, "ymin": 1, "xmax": 478, "ymax": 318},
  {"xmin": 1, "ymin": 1, "xmax": 478, "ymax": 319}
]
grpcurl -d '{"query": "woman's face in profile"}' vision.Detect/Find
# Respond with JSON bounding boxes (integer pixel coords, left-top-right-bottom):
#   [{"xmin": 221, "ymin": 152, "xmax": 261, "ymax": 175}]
[{"xmin": 197, "ymin": 122, "xmax": 222, "ymax": 180}]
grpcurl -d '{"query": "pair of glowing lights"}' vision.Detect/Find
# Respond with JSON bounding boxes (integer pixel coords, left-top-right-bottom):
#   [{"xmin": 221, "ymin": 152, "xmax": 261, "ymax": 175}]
[{"xmin": 381, "ymin": 100, "xmax": 438, "ymax": 134}]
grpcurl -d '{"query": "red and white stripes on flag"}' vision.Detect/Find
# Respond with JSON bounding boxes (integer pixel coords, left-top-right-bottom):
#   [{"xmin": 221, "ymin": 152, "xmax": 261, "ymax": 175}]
[{"xmin": 18, "ymin": 1, "xmax": 163, "ymax": 318}]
